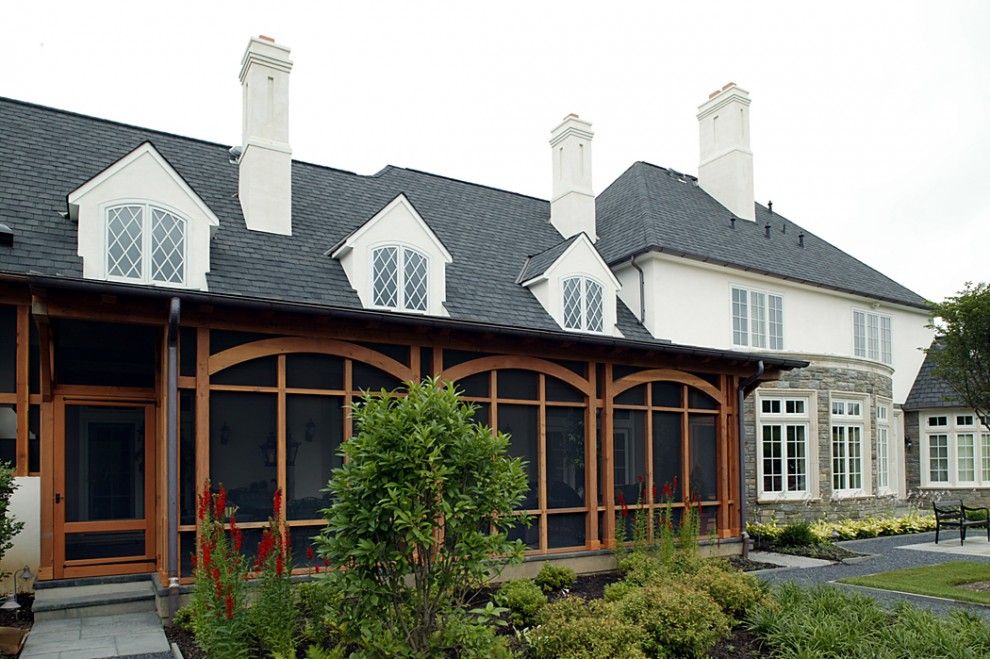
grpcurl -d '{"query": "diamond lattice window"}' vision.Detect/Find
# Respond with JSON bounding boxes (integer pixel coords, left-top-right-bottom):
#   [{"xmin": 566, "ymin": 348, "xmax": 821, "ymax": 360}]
[
  {"xmin": 562, "ymin": 276, "xmax": 605, "ymax": 333},
  {"xmin": 151, "ymin": 208, "xmax": 186, "ymax": 284},
  {"xmin": 371, "ymin": 246, "xmax": 429, "ymax": 311},
  {"xmin": 106, "ymin": 205, "xmax": 144, "ymax": 279}
]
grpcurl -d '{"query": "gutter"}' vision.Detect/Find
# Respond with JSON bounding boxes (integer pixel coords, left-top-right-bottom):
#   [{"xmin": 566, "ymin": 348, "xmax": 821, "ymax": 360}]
[
  {"xmin": 737, "ymin": 360, "xmax": 764, "ymax": 558},
  {"xmin": 166, "ymin": 297, "xmax": 180, "ymax": 616},
  {"xmin": 629, "ymin": 255, "xmax": 646, "ymax": 322},
  {"xmin": 15, "ymin": 273, "xmax": 809, "ymax": 371}
]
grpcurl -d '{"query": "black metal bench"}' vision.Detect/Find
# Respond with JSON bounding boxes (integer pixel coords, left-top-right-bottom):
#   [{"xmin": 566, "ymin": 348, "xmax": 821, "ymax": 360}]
[{"xmin": 933, "ymin": 500, "xmax": 990, "ymax": 545}]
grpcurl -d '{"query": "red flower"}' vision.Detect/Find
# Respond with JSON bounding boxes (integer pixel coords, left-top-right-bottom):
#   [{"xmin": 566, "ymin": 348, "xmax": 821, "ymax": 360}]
[
  {"xmin": 315, "ymin": 564, "xmax": 321, "ymax": 573},
  {"xmin": 273, "ymin": 488, "xmax": 282, "ymax": 516},
  {"xmin": 652, "ymin": 484, "xmax": 657, "ymax": 501},
  {"xmin": 617, "ymin": 490, "xmax": 629, "ymax": 518},
  {"xmin": 224, "ymin": 593, "xmax": 234, "ymax": 620},
  {"xmin": 214, "ymin": 486, "xmax": 227, "ymax": 519},
  {"xmin": 322, "ymin": 558, "xmax": 331, "ymax": 568},
  {"xmin": 233, "ymin": 529, "xmax": 243, "ymax": 553},
  {"xmin": 637, "ymin": 474, "xmax": 644, "ymax": 483},
  {"xmin": 275, "ymin": 553, "xmax": 284, "ymax": 576},
  {"xmin": 306, "ymin": 546, "xmax": 315, "ymax": 561},
  {"xmin": 662, "ymin": 481, "xmax": 673, "ymax": 500},
  {"xmin": 197, "ymin": 489, "xmax": 210, "ymax": 521},
  {"xmin": 202, "ymin": 541, "xmax": 212, "ymax": 570},
  {"xmin": 672, "ymin": 475, "xmax": 678, "ymax": 490},
  {"xmin": 256, "ymin": 530, "xmax": 275, "ymax": 568}
]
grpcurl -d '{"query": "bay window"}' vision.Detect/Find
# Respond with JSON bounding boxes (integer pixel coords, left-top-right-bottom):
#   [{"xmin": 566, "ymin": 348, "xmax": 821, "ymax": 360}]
[
  {"xmin": 757, "ymin": 394, "xmax": 812, "ymax": 499},
  {"xmin": 731, "ymin": 286, "xmax": 783, "ymax": 350}
]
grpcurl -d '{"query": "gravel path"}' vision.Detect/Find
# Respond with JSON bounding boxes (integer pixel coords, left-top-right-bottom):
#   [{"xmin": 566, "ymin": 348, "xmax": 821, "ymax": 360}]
[{"xmin": 756, "ymin": 531, "xmax": 990, "ymax": 619}]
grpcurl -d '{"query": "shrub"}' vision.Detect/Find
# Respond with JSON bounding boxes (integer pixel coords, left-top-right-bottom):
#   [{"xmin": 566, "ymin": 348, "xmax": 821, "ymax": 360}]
[
  {"xmin": 617, "ymin": 580, "xmax": 730, "ymax": 658},
  {"xmin": 295, "ymin": 581, "xmax": 343, "ymax": 649},
  {"xmin": 0, "ymin": 463, "xmax": 24, "ymax": 577},
  {"xmin": 747, "ymin": 583, "xmax": 990, "ymax": 658},
  {"xmin": 777, "ymin": 521, "xmax": 818, "ymax": 547},
  {"xmin": 172, "ymin": 606, "xmax": 194, "ymax": 632},
  {"xmin": 602, "ymin": 580, "xmax": 635, "ymax": 602},
  {"xmin": 534, "ymin": 563, "xmax": 576, "ymax": 592},
  {"xmin": 189, "ymin": 485, "xmax": 251, "ymax": 659},
  {"xmin": 687, "ymin": 561, "xmax": 764, "ymax": 619},
  {"xmin": 249, "ymin": 489, "xmax": 297, "ymax": 658},
  {"xmin": 313, "ymin": 378, "xmax": 529, "ymax": 655},
  {"xmin": 529, "ymin": 596, "xmax": 646, "ymax": 659},
  {"xmin": 494, "ymin": 579, "xmax": 547, "ymax": 627},
  {"xmin": 617, "ymin": 552, "xmax": 665, "ymax": 586},
  {"xmin": 746, "ymin": 519, "xmax": 783, "ymax": 544},
  {"xmin": 439, "ymin": 610, "xmax": 515, "ymax": 659}
]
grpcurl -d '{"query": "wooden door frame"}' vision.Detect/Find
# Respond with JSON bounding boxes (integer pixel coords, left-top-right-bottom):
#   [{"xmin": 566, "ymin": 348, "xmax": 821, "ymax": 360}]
[{"xmin": 53, "ymin": 394, "xmax": 158, "ymax": 578}]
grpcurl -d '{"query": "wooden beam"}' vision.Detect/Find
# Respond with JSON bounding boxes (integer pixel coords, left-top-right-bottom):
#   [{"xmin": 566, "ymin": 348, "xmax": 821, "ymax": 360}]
[
  {"xmin": 31, "ymin": 297, "xmax": 53, "ymax": 402},
  {"xmin": 15, "ymin": 306, "xmax": 29, "ymax": 475}
]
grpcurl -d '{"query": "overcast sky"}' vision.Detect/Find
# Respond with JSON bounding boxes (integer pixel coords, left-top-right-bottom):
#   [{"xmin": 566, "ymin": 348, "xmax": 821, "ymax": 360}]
[{"xmin": 7, "ymin": 1, "xmax": 988, "ymax": 303}]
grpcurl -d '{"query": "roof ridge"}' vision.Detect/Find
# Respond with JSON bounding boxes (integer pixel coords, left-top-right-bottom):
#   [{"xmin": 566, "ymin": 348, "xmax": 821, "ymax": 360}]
[
  {"xmin": 388, "ymin": 166, "xmax": 549, "ymax": 204},
  {"xmin": 525, "ymin": 233, "xmax": 579, "ymax": 259}
]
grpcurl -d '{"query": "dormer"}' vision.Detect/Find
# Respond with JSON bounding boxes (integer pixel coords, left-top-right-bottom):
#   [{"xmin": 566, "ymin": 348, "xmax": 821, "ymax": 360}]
[
  {"xmin": 67, "ymin": 142, "xmax": 219, "ymax": 291},
  {"xmin": 330, "ymin": 194, "xmax": 451, "ymax": 316},
  {"xmin": 519, "ymin": 233, "xmax": 622, "ymax": 336}
]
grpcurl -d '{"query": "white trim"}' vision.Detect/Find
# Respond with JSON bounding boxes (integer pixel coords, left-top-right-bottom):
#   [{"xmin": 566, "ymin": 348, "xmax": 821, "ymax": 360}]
[
  {"xmin": 68, "ymin": 142, "xmax": 220, "ymax": 229},
  {"xmin": 101, "ymin": 200, "xmax": 189, "ymax": 288},
  {"xmin": 561, "ymin": 274, "xmax": 606, "ymax": 334},
  {"xmin": 330, "ymin": 194, "xmax": 452, "ymax": 263},
  {"xmin": 367, "ymin": 242, "xmax": 431, "ymax": 314},
  {"xmin": 729, "ymin": 282, "xmax": 784, "ymax": 351},
  {"xmin": 852, "ymin": 308, "xmax": 893, "ymax": 365},
  {"xmin": 829, "ymin": 390, "xmax": 871, "ymax": 498},
  {"xmin": 919, "ymin": 408, "xmax": 990, "ymax": 489},
  {"xmin": 755, "ymin": 389, "xmax": 819, "ymax": 502},
  {"xmin": 520, "ymin": 233, "xmax": 620, "ymax": 289},
  {"xmin": 876, "ymin": 396, "xmax": 895, "ymax": 495}
]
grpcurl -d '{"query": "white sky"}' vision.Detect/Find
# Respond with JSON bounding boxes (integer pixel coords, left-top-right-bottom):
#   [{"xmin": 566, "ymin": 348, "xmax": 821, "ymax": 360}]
[{"xmin": 7, "ymin": 1, "xmax": 988, "ymax": 303}]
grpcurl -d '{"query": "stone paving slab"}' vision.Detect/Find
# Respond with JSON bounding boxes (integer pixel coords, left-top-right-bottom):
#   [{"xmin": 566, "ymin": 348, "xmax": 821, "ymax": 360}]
[
  {"xmin": 749, "ymin": 550, "xmax": 834, "ymax": 569},
  {"xmin": 899, "ymin": 535, "xmax": 990, "ymax": 557},
  {"xmin": 21, "ymin": 612, "xmax": 169, "ymax": 659}
]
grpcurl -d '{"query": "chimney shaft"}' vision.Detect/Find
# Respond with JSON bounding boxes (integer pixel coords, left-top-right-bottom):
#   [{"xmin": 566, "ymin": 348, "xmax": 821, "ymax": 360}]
[
  {"xmin": 549, "ymin": 114, "xmax": 596, "ymax": 240},
  {"xmin": 697, "ymin": 83, "xmax": 755, "ymax": 221},
  {"xmin": 238, "ymin": 36, "xmax": 293, "ymax": 235}
]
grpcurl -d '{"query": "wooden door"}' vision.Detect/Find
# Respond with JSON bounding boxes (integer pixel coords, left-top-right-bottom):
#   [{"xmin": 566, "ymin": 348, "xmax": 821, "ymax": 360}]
[{"xmin": 54, "ymin": 397, "xmax": 157, "ymax": 578}]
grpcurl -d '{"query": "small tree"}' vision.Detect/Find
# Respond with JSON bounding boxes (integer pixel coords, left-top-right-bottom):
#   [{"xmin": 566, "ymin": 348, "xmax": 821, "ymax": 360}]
[
  {"xmin": 928, "ymin": 282, "xmax": 990, "ymax": 431},
  {"xmin": 314, "ymin": 378, "xmax": 528, "ymax": 655},
  {"xmin": 0, "ymin": 463, "xmax": 24, "ymax": 581}
]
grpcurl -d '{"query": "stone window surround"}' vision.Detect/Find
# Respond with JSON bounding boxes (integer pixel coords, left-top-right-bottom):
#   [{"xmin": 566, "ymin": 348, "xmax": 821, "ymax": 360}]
[
  {"xmin": 755, "ymin": 388, "xmax": 820, "ymax": 503},
  {"xmin": 829, "ymin": 390, "xmax": 873, "ymax": 499},
  {"xmin": 919, "ymin": 409, "xmax": 990, "ymax": 489}
]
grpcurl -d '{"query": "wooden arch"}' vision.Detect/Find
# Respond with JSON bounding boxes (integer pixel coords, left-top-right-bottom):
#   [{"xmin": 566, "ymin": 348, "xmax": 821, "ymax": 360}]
[
  {"xmin": 440, "ymin": 355, "xmax": 593, "ymax": 397},
  {"xmin": 611, "ymin": 368, "xmax": 724, "ymax": 406},
  {"xmin": 208, "ymin": 336, "xmax": 415, "ymax": 382}
]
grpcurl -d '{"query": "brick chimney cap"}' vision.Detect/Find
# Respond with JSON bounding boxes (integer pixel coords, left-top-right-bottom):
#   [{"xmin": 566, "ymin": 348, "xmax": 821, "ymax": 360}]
[
  {"xmin": 258, "ymin": 35, "xmax": 275, "ymax": 43},
  {"xmin": 721, "ymin": 81, "xmax": 736, "ymax": 91}
]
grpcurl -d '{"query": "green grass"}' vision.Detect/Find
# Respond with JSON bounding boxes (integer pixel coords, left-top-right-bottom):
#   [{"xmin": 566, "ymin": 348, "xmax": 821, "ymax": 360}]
[{"xmin": 841, "ymin": 561, "xmax": 990, "ymax": 606}]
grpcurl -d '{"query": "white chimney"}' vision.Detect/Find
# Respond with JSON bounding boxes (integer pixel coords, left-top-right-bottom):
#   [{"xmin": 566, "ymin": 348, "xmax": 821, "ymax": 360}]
[
  {"xmin": 549, "ymin": 114, "xmax": 596, "ymax": 240},
  {"xmin": 697, "ymin": 82, "xmax": 754, "ymax": 221},
  {"xmin": 238, "ymin": 35, "xmax": 293, "ymax": 235}
]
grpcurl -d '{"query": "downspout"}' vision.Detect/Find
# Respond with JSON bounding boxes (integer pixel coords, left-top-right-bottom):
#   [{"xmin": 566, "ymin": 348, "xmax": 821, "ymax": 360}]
[
  {"xmin": 737, "ymin": 360, "xmax": 764, "ymax": 558},
  {"xmin": 629, "ymin": 255, "xmax": 645, "ymax": 322},
  {"xmin": 166, "ymin": 297, "xmax": 181, "ymax": 616}
]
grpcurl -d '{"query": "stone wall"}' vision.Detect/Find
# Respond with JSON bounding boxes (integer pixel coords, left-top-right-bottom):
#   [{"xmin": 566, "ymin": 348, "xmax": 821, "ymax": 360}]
[{"xmin": 744, "ymin": 360, "xmax": 924, "ymax": 524}]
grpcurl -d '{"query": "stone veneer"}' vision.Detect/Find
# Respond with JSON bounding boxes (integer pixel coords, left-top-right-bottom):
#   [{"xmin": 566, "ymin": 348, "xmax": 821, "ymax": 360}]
[
  {"xmin": 744, "ymin": 358, "xmax": 922, "ymax": 524},
  {"xmin": 902, "ymin": 410, "xmax": 990, "ymax": 510}
]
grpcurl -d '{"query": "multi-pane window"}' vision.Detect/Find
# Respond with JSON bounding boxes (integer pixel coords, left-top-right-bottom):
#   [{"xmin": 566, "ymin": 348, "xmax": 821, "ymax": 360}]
[
  {"xmin": 877, "ymin": 403, "xmax": 891, "ymax": 491},
  {"xmin": 106, "ymin": 204, "xmax": 186, "ymax": 285},
  {"xmin": 371, "ymin": 245, "xmax": 429, "ymax": 312},
  {"xmin": 923, "ymin": 412, "xmax": 990, "ymax": 487},
  {"xmin": 831, "ymin": 398, "xmax": 865, "ymax": 494},
  {"xmin": 731, "ymin": 286, "xmax": 783, "ymax": 350},
  {"xmin": 853, "ymin": 310, "xmax": 892, "ymax": 364},
  {"xmin": 562, "ymin": 276, "xmax": 604, "ymax": 333},
  {"xmin": 758, "ymin": 396, "xmax": 810, "ymax": 497}
]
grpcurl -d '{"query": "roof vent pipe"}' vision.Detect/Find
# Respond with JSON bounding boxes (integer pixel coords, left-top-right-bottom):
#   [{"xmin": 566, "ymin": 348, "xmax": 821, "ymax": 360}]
[
  {"xmin": 764, "ymin": 222, "xmax": 771, "ymax": 238},
  {"xmin": 730, "ymin": 216, "xmax": 736, "ymax": 229},
  {"xmin": 0, "ymin": 223, "xmax": 12, "ymax": 247},
  {"xmin": 768, "ymin": 200, "xmax": 773, "ymax": 214},
  {"xmin": 798, "ymin": 232, "xmax": 805, "ymax": 248}
]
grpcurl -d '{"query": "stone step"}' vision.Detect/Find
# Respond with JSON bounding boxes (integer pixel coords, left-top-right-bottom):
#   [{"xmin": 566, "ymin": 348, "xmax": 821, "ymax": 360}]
[
  {"xmin": 33, "ymin": 580, "xmax": 157, "ymax": 621},
  {"xmin": 34, "ymin": 572, "xmax": 153, "ymax": 590}
]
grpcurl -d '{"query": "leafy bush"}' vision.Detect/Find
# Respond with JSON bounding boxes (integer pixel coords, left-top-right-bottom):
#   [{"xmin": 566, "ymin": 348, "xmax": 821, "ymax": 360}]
[
  {"xmin": 687, "ymin": 561, "xmax": 765, "ymax": 619},
  {"xmin": 616, "ymin": 580, "xmax": 730, "ymax": 658},
  {"xmin": 602, "ymin": 580, "xmax": 635, "ymax": 602},
  {"xmin": 249, "ymin": 489, "xmax": 296, "ymax": 658},
  {"xmin": 295, "ymin": 581, "xmax": 342, "ymax": 649},
  {"xmin": 439, "ymin": 610, "xmax": 515, "ymax": 659},
  {"xmin": 313, "ymin": 378, "xmax": 529, "ymax": 655},
  {"xmin": 493, "ymin": 579, "xmax": 546, "ymax": 628},
  {"xmin": 749, "ymin": 512, "xmax": 938, "ymax": 546},
  {"xmin": 777, "ymin": 521, "xmax": 818, "ymax": 547},
  {"xmin": 616, "ymin": 552, "xmax": 665, "ymax": 586},
  {"xmin": 529, "ymin": 597, "xmax": 646, "ymax": 659},
  {"xmin": 534, "ymin": 563, "xmax": 576, "ymax": 592},
  {"xmin": 747, "ymin": 519, "xmax": 783, "ymax": 544},
  {"xmin": 0, "ymin": 463, "xmax": 24, "ymax": 571},
  {"xmin": 172, "ymin": 606, "xmax": 194, "ymax": 632},
  {"xmin": 748, "ymin": 583, "xmax": 990, "ymax": 658}
]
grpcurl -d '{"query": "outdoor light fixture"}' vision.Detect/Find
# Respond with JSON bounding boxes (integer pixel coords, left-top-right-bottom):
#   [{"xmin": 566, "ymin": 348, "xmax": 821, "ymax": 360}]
[
  {"xmin": 305, "ymin": 419, "xmax": 316, "ymax": 443},
  {"xmin": 259, "ymin": 430, "xmax": 302, "ymax": 467}
]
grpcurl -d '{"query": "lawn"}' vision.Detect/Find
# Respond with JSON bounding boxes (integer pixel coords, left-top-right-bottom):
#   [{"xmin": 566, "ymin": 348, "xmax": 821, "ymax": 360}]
[{"xmin": 841, "ymin": 561, "xmax": 990, "ymax": 606}]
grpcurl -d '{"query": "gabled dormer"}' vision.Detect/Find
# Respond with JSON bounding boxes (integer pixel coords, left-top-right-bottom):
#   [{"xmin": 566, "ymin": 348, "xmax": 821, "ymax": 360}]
[
  {"xmin": 330, "ymin": 194, "xmax": 451, "ymax": 316},
  {"xmin": 519, "ymin": 233, "xmax": 622, "ymax": 336},
  {"xmin": 67, "ymin": 142, "xmax": 220, "ymax": 291}
]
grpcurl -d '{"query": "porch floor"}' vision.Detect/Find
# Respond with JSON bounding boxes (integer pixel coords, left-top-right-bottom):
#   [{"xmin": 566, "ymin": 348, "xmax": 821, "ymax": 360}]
[{"xmin": 21, "ymin": 611, "xmax": 170, "ymax": 659}]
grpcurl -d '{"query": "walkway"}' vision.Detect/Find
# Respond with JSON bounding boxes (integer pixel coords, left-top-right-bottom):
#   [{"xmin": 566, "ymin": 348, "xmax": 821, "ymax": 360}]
[
  {"xmin": 20, "ymin": 611, "xmax": 170, "ymax": 659},
  {"xmin": 756, "ymin": 531, "xmax": 990, "ymax": 620}
]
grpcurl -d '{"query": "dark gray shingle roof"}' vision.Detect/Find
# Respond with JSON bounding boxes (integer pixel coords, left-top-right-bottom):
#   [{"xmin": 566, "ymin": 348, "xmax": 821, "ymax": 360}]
[
  {"xmin": 517, "ymin": 234, "xmax": 581, "ymax": 283},
  {"xmin": 904, "ymin": 343, "xmax": 964, "ymax": 410},
  {"xmin": 595, "ymin": 162, "xmax": 928, "ymax": 309}
]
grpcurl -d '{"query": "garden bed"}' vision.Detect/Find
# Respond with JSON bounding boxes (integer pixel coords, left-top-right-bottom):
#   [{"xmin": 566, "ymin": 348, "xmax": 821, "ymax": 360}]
[{"xmin": 766, "ymin": 543, "xmax": 865, "ymax": 562}]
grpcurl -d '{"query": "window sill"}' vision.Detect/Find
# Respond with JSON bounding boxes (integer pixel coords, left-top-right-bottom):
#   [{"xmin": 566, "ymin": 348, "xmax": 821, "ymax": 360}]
[
  {"xmin": 756, "ymin": 494, "xmax": 819, "ymax": 504},
  {"xmin": 920, "ymin": 485, "xmax": 990, "ymax": 490},
  {"xmin": 830, "ymin": 492, "xmax": 872, "ymax": 501}
]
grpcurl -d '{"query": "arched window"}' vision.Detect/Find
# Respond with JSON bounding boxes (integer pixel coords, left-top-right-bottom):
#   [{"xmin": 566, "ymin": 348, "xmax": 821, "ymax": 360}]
[
  {"xmin": 562, "ymin": 276, "xmax": 604, "ymax": 332},
  {"xmin": 371, "ymin": 246, "xmax": 429, "ymax": 311},
  {"xmin": 106, "ymin": 203, "xmax": 186, "ymax": 285}
]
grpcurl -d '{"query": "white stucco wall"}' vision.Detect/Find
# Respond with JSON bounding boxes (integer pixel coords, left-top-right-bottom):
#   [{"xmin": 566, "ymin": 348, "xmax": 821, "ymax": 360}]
[
  {"xmin": 1, "ymin": 477, "xmax": 39, "ymax": 593},
  {"xmin": 614, "ymin": 252, "xmax": 933, "ymax": 404}
]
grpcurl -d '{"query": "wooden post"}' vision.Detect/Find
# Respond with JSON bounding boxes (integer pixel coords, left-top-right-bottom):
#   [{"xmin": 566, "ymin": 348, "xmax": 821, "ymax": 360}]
[{"xmin": 601, "ymin": 363, "xmax": 615, "ymax": 548}]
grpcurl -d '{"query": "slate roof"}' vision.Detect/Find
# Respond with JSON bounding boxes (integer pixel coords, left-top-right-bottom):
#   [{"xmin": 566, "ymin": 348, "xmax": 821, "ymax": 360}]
[
  {"xmin": 595, "ymin": 162, "xmax": 928, "ymax": 309},
  {"xmin": 517, "ymin": 234, "xmax": 581, "ymax": 283},
  {"xmin": 904, "ymin": 343, "xmax": 964, "ymax": 410}
]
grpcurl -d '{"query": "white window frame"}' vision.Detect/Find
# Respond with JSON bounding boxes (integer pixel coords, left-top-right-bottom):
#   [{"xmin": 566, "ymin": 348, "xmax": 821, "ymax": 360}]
[
  {"xmin": 561, "ymin": 275, "xmax": 605, "ymax": 334},
  {"xmin": 369, "ymin": 243, "xmax": 430, "ymax": 313},
  {"xmin": 731, "ymin": 285, "xmax": 783, "ymax": 350},
  {"xmin": 830, "ymin": 393, "xmax": 871, "ymax": 498},
  {"xmin": 852, "ymin": 309, "xmax": 892, "ymax": 364},
  {"xmin": 920, "ymin": 410, "xmax": 990, "ymax": 488},
  {"xmin": 104, "ymin": 201, "xmax": 188, "ymax": 287},
  {"xmin": 876, "ymin": 398, "xmax": 895, "ymax": 494},
  {"xmin": 756, "ymin": 391, "xmax": 817, "ymax": 501}
]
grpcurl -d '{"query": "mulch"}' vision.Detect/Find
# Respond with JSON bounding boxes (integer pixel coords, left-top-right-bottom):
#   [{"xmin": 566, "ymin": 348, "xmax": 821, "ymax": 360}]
[{"xmin": 164, "ymin": 624, "xmax": 205, "ymax": 659}]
